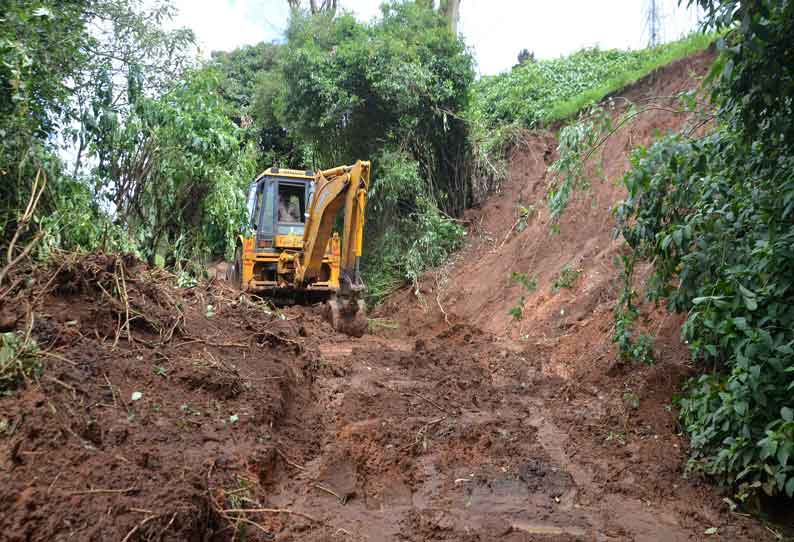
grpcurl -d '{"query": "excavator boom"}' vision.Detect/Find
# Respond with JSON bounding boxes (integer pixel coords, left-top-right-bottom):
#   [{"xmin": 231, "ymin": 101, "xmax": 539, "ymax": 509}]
[
  {"xmin": 298, "ymin": 161, "xmax": 369, "ymax": 291},
  {"xmin": 297, "ymin": 161, "xmax": 370, "ymax": 336}
]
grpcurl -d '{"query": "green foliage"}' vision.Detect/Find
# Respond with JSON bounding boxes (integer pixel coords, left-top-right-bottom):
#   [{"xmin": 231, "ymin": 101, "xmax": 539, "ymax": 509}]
[
  {"xmin": 209, "ymin": 43, "xmax": 306, "ymax": 168},
  {"xmin": 552, "ymin": 264, "xmax": 581, "ymax": 292},
  {"xmin": 280, "ymin": 2, "xmax": 474, "ymax": 300},
  {"xmin": 469, "ymin": 33, "xmax": 714, "ymax": 130},
  {"xmin": 617, "ymin": 124, "xmax": 794, "ymax": 499},
  {"xmin": 0, "ymin": 332, "xmax": 41, "ymax": 395},
  {"xmin": 511, "ymin": 271, "xmax": 537, "ymax": 293},
  {"xmin": 0, "ymin": 0, "xmax": 248, "ymax": 270},
  {"xmin": 547, "ymin": 105, "xmax": 612, "ymax": 221},
  {"xmin": 615, "ymin": 1, "xmax": 794, "ymax": 497},
  {"xmin": 1, "ymin": 1, "xmax": 91, "ymax": 243},
  {"xmin": 508, "ymin": 297, "xmax": 525, "ymax": 321},
  {"xmin": 613, "ymin": 254, "xmax": 655, "ymax": 365},
  {"xmin": 281, "ymin": 2, "xmax": 474, "ymax": 214},
  {"xmin": 89, "ymin": 68, "xmax": 255, "ymax": 262},
  {"xmin": 402, "ymin": 197, "xmax": 467, "ymax": 287}
]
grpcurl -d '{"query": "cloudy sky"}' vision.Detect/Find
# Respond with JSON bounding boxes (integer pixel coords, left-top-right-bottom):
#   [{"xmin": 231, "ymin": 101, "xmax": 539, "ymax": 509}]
[{"xmin": 171, "ymin": 0, "xmax": 702, "ymax": 76}]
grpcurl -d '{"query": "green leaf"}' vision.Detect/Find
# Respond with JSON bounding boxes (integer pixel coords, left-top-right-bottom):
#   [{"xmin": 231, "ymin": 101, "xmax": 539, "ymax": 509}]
[
  {"xmin": 777, "ymin": 445, "xmax": 790, "ymax": 467},
  {"xmin": 738, "ymin": 284, "xmax": 758, "ymax": 311},
  {"xmin": 782, "ymin": 407, "xmax": 793, "ymax": 423},
  {"xmin": 692, "ymin": 295, "xmax": 727, "ymax": 305},
  {"xmin": 786, "ymin": 477, "xmax": 794, "ymax": 498}
]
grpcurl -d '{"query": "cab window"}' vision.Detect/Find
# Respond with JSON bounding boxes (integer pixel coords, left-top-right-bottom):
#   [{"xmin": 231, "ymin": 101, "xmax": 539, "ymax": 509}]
[{"xmin": 278, "ymin": 183, "xmax": 306, "ymax": 224}]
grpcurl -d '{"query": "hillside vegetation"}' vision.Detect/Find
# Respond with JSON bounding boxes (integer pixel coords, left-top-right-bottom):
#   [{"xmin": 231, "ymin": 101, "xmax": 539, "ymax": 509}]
[{"xmin": 469, "ymin": 32, "xmax": 714, "ymax": 130}]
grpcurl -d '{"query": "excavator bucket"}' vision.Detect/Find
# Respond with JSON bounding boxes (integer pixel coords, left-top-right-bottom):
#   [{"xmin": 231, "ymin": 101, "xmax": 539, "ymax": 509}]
[{"xmin": 327, "ymin": 296, "xmax": 367, "ymax": 337}]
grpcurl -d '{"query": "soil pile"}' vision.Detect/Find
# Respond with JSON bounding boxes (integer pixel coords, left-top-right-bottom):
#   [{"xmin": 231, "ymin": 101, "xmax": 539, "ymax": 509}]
[{"xmin": 0, "ymin": 253, "xmax": 324, "ymax": 541}]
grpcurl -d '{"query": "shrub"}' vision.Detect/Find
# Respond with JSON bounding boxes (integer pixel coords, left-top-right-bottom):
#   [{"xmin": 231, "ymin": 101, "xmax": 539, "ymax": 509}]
[
  {"xmin": 613, "ymin": 0, "xmax": 794, "ymax": 500},
  {"xmin": 0, "ymin": 332, "xmax": 42, "ymax": 395},
  {"xmin": 552, "ymin": 264, "xmax": 581, "ymax": 292}
]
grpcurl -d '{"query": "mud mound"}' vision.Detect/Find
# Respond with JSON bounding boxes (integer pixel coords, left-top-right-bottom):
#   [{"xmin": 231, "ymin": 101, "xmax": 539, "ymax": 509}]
[
  {"xmin": 47, "ymin": 252, "xmax": 185, "ymax": 341},
  {"xmin": 0, "ymin": 252, "xmax": 325, "ymax": 541}
]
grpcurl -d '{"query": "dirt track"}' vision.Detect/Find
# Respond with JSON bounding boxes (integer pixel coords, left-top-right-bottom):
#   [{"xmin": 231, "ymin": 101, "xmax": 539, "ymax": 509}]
[{"xmin": 0, "ymin": 49, "xmax": 780, "ymax": 541}]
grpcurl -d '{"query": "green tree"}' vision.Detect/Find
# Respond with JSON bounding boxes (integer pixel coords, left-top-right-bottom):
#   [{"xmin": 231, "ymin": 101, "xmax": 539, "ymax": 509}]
[
  {"xmin": 280, "ymin": 1, "xmax": 472, "ymax": 299},
  {"xmin": 209, "ymin": 43, "xmax": 305, "ymax": 168}
]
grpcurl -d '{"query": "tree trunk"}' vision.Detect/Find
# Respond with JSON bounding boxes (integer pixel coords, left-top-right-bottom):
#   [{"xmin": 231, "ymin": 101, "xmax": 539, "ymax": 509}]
[{"xmin": 442, "ymin": 0, "xmax": 461, "ymax": 33}]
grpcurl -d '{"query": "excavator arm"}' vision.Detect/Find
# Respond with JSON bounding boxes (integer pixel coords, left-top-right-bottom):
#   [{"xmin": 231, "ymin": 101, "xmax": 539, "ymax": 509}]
[
  {"xmin": 297, "ymin": 160, "xmax": 369, "ymax": 288},
  {"xmin": 296, "ymin": 160, "xmax": 370, "ymax": 335}
]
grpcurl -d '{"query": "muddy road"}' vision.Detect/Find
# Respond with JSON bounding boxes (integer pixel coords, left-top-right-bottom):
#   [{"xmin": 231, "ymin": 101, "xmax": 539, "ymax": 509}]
[
  {"xmin": 258, "ymin": 320, "xmax": 767, "ymax": 542},
  {"xmin": 0, "ymin": 265, "xmax": 768, "ymax": 541}
]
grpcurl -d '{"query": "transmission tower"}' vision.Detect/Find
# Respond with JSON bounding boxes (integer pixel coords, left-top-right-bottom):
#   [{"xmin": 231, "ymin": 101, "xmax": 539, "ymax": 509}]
[{"xmin": 644, "ymin": 0, "xmax": 663, "ymax": 47}]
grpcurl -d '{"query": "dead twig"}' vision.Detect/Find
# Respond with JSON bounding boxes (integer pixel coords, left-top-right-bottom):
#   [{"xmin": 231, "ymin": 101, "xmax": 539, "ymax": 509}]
[
  {"xmin": 275, "ymin": 448, "xmax": 306, "ymax": 471},
  {"xmin": 221, "ymin": 507, "xmax": 319, "ymax": 525},
  {"xmin": 47, "ymin": 471, "xmax": 63, "ymax": 495},
  {"xmin": 121, "ymin": 515, "xmax": 157, "ymax": 542},
  {"xmin": 407, "ymin": 390, "xmax": 451, "ymax": 415},
  {"xmin": 498, "ymin": 215, "xmax": 523, "ymax": 250},
  {"xmin": 44, "ymin": 375, "xmax": 76, "ymax": 393},
  {"xmin": 6, "ymin": 169, "xmax": 46, "ymax": 266},
  {"xmin": 104, "ymin": 372, "xmax": 118, "ymax": 409},
  {"xmin": 0, "ymin": 169, "xmax": 47, "ymax": 286},
  {"xmin": 401, "ymin": 416, "xmax": 447, "ymax": 451},
  {"xmin": 40, "ymin": 351, "xmax": 78, "ymax": 366},
  {"xmin": 313, "ymin": 483, "xmax": 347, "ymax": 504},
  {"xmin": 177, "ymin": 337, "xmax": 249, "ymax": 349},
  {"xmin": 434, "ymin": 273, "xmax": 451, "ymax": 326},
  {"xmin": 0, "ymin": 231, "xmax": 43, "ymax": 288},
  {"xmin": 30, "ymin": 259, "xmax": 67, "ymax": 307}
]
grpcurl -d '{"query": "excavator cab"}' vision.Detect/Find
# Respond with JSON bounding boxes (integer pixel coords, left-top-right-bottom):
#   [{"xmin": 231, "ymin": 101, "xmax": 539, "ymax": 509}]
[
  {"xmin": 231, "ymin": 162, "xmax": 370, "ymax": 336},
  {"xmin": 236, "ymin": 168, "xmax": 338, "ymax": 295}
]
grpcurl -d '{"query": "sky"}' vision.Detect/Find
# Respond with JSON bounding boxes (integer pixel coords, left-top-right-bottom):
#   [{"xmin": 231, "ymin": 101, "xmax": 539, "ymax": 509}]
[{"xmin": 170, "ymin": 0, "xmax": 702, "ymax": 76}]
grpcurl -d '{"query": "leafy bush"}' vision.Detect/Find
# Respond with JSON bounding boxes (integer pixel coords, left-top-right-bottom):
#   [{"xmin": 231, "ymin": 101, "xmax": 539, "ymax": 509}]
[
  {"xmin": 511, "ymin": 271, "xmax": 537, "ymax": 293},
  {"xmin": 508, "ymin": 297, "xmax": 525, "ymax": 321},
  {"xmin": 617, "ymin": 127, "xmax": 794, "ymax": 499},
  {"xmin": 613, "ymin": 0, "xmax": 794, "ymax": 500},
  {"xmin": 281, "ymin": 2, "xmax": 474, "ymax": 216},
  {"xmin": 0, "ymin": 332, "xmax": 41, "ymax": 395},
  {"xmin": 402, "ymin": 197, "xmax": 467, "ymax": 286},
  {"xmin": 552, "ymin": 264, "xmax": 581, "ymax": 292}
]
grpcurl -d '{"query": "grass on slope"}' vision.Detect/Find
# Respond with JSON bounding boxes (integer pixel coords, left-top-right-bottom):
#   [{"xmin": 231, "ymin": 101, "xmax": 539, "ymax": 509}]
[{"xmin": 469, "ymin": 32, "xmax": 715, "ymax": 130}]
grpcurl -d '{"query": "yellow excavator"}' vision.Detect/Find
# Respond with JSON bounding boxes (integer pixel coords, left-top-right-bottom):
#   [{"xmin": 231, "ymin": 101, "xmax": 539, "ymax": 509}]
[{"xmin": 230, "ymin": 161, "xmax": 370, "ymax": 336}]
